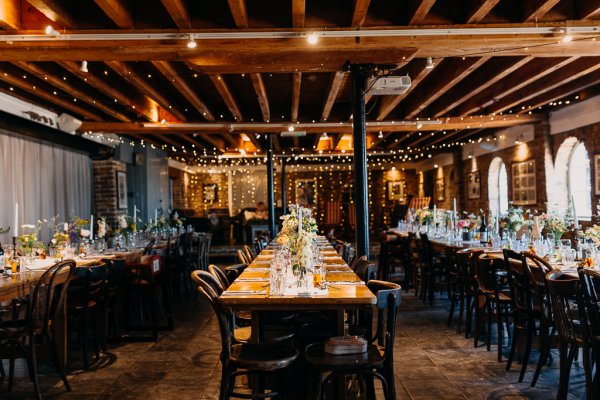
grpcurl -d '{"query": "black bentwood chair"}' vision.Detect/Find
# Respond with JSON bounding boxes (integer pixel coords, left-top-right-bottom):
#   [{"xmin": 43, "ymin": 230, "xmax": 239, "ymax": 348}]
[
  {"xmin": 0, "ymin": 260, "xmax": 75, "ymax": 399},
  {"xmin": 191, "ymin": 271, "xmax": 299, "ymax": 400},
  {"xmin": 305, "ymin": 280, "xmax": 401, "ymax": 400},
  {"xmin": 578, "ymin": 268, "xmax": 600, "ymax": 400}
]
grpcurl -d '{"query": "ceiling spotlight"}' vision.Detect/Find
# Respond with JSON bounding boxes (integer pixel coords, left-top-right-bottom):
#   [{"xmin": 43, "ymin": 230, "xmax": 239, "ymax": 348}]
[
  {"xmin": 287, "ymin": 125, "xmax": 295, "ymax": 132},
  {"xmin": 562, "ymin": 31, "xmax": 573, "ymax": 43},
  {"xmin": 320, "ymin": 132, "xmax": 328, "ymax": 140},
  {"xmin": 425, "ymin": 57, "xmax": 434, "ymax": 69},
  {"xmin": 307, "ymin": 32, "xmax": 318, "ymax": 44},
  {"xmin": 378, "ymin": 131, "xmax": 384, "ymax": 139},
  {"xmin": 416, "ymin": 122, "xmax": 423, "ymax": 129},
  {"xmin": 45, "ymin": 25, "xmax": 60, "ymax": 37},
  {"xmin": 187, "ymin": 36, "xmax": 197, "ymax": 49},
  {"xmin": 79, "ymin": 61, "xmax": 88, "ymax": 73},
  {"xmin": 434, "ymin": 164, "xmax": 439, "ymax": 168}
]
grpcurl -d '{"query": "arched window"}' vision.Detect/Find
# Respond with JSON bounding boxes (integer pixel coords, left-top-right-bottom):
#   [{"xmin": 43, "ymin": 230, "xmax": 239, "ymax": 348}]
[
  {"xmin": 488, "ymin": 157, "xmax": 509, "ymax": 215},
  {"xmin": 568, "ymin": 142, "xmax": 592, "ymax": 219}
]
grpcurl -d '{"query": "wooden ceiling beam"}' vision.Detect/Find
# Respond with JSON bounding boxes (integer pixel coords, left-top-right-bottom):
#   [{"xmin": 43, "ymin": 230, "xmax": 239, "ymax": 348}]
[
  {"xmin": 0, "ymin": 70, "xmax": 103, "ymax": 121},
  {"xmin": 430, "ymin": 56, "xmax": 531, "ymax": 117},
  {"xmin": 331, "ymin": 133, "xmax": 344, "ymax": 150},
  {"xmin": 27, "ymin": 0, "xmax": 77, "ymax": 28},
  {"xmin": 291, "ymin": 72, "xmax": 301, "ymax": 122},
  {"xmin": 12, "ymin": 61, "xmax": 131, "ymax": 122},
  {"xmin": 403, "ymin": 57, "xmax": 489, "ymax": 119},
  {"xmin": 488, "ymin": 57, "xmax": 600, "ymax": 114},
  {"xmin": 577, "ymin": 0, "xmax": 600, "ymax": 19},
  {"xmin": 0, "ymin": 0, "xmax": 20, "ymax": 30},
  {"xmin": 227, "ymin": 0, "xmax": 249, "ymax": 28},
  {"xmin": 351, "ymin": 0, "xmax": 371, "ymax": 27},
  {"xmin": 57, "ymin": 61, "xmax": 157, "ymax": 122},
  {"xmin": 407, "ymin": 0, "xmax": 436, "ymax": 25},
  {"xmin": 370, "ymin": 131, "xmax": 393, "ymax": 149},
  {"xmin": 376, "ymin": 59, "xmax": 437, "ymax": 121},
  {"xmin": 152, "ymin": 61, "xmax": 214, "ymax": 121},
  {"xmin": 209, "ymin": 74, "xmax": 243, "ymax": 121},
  {"xmin": 271, "ymin": 134, "xmax": 281, "ymax": 152},
  {"xmin": 523, "ymin": 0, "xmax": 561, "ymax": 22},
  {"xmin": 465, "ymin": 0, "xmax": 500, "ymax": 23},
  {"xmin": 321, "ymin": 71, "xmax": 345, "ymax": 122},
  {"xmin": 106, "ymin": 61, "xmax": 186, "ymax": 121},
  {"xmin": 292, "ymin": 0, "xmax": 305, "ymax": 27},
  {"xmin": 94, "ymin": 0, "xmax": 134, "ymax": 29},
  {"xmin": 459, "ymin": 56, "xmax": 578, "ymax": 115},
  {"xmin": 250, "ymin": 73, "xmax": 270, "ymax": 122},
  {"xmin": 160, "ymin": 0, "xmax": 192, "ymax": 29}
]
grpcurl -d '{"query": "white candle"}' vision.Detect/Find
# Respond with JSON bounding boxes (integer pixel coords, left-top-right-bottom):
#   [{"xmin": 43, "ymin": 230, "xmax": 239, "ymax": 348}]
[
  {"xmin": 433, "ymin": 204, "xmax": 437, "ymax": 225},
  {"xmin": 298, "ymin": 206, "xmax": 303, "ymax": 233},
  {"xmin": 453, "ymin": 198, "xmax": 457, "ymax": 219},
  {"xmin": 90, "ymin": 215, "xmax": 93, "ymax": 236},
  {"xmin": 64, "ymin": 222, "xmax": 68, "ymax": 232},
  {"xmin": 155, "ymin": 208, "xmax": 158, "ymax": 223},
  {"xmin": 571, "ymin": 195, "xmax": 579, "ymax": 229},
  {"xmin": 133, "ymin": 204, "xmax": 137, "ymax": 221},
  {"xmin": 14, "ymin": 202, "xmax": 18, "ymax": 237}
]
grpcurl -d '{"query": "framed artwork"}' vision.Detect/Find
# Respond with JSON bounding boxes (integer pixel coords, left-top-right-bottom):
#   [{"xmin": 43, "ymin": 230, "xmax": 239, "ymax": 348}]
[
  {"xmin": 435, "ymin": 178, "xmax": 445, "ymax": 201},
  {"xmin": 595, "ymin": 155, "xmax": 600, "ymax": 195},
  {"xmin": 203, "ymin": 184, "xmax": 218, "ymax": 203},
  {"xmin": 295, "ymin": 178, "xmax": 317, "ymax": 207},
  {"xmin": 467, "ymin": 171, "xmax": 481, "ymax": 199},
  {"xmin": 512, "ymin": 160, "xmax": 537, "ymax": 205},
  {"xmin": 116, "ymin": 171, "xmax": 128, "ymax": 209},
  {"xmin": 387, "ymin": 181, "xmax": 405, "ymax": 201}
]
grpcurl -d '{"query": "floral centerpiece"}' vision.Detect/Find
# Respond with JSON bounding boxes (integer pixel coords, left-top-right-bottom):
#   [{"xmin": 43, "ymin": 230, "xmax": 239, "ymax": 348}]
[
  {"xmin": 169, "ymin": 210, "xmax": 185, "ymax": 228},
  {"xmin": 584, "ymin": 225, "xmax": 600, "ymax": 244},
  {"xmin": 116, "ymin": 214, "xmax": 138, "ymax": 236},
  {"xmin": 97, "ymin": 217, "xmax": 107, "ymax": 239},
  {"xmin": 292, "ymin": 229, "xmax": 317, "ymax": 285},
  {"xmin": 540, "ymin": 211, "xmax": 572, "ymax": 242},
  {"xmin": 415, "ymin": 207, "xmax": 434, "ymax": 225},
  {"xmin": 499, "ymin": 203, "xmax": 524, "ymax": 233},
  {"xmin": 18, "ymin": 220, "xmax": 45, "ymax": 256},
  {"xmin": 67, "ymin": 217, "xmax": 91, "ymax": 244},
  {"xmin": 279, "ymin": 204, "xmax": 317, "ymax": 252}
]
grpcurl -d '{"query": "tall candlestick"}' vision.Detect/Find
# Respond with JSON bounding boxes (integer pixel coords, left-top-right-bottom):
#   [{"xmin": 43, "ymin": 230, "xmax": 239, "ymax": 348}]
[
  {"xmin": 297, "ymin": 206, "xmax": 303, "ymax": 233},
  {"xmin": 571, "ymin": 195, "xmax": 579, "ymax": 229},
  {"xmin": 90, "ymin": 215, "xmax": 93, "ymax": 236},
  {"xmin": 155, "ymin": 208, "xmax": 158, "ymax": 223},
  {"xmin": 433, "ymin": 204, "xmax": 437, "ymax": 225},
  {"xmin": 453, "ymin": 198, "xmax": 457, "ymax": 219},
  {"xmin": 133, "ymin": 205, "xmax": 137, "ymax": 221},
  {"xmin": 13, "ymin": 202, "xmax": 18, "ymax": 237},
  {"xmin": 64, "ymin": 222, "xmax": 68, "ymax": 232}
]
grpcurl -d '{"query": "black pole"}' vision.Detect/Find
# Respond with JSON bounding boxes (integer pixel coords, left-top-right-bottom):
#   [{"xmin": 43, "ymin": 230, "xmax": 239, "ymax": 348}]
[
  {"xmin": 351, "ymin": 64, "xmax": 370, "ymax": 259},
  {"xmin": 281, "ymin": 157, "xmax": 287, "ymax": 215},
  {"xmin": 267, "ymin": 134, "xmax": 276, "ymax": 237}
]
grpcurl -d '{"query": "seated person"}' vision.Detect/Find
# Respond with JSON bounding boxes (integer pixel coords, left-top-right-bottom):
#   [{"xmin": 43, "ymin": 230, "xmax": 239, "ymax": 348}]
[{"xmin": 254, "ymin": 202, "xmax": 268, "ymax": 220}]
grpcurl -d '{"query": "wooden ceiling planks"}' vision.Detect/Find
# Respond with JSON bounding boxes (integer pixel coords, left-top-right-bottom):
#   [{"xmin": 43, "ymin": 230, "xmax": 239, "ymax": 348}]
[
  {"xmin": 321, "ymin": 71, "xmax": 346, "ymax": 122},
  {"xmin": 291, "ymin": 72, "xmax": 302, "ymax": 122},
  {"xmin": 26, "ymin": 0, "xmax": 76, "ymax": 28},
  {"xmin": 209, "ymin": 74, "xmax": 243, "ymax": 121},
  {"xmin": 227, "ymin": 0, "xmax": 249, "ymax": 28},
  {"xmin": 159, "ymin": 0, "xmax": 191, "ymax": 29},
  {"xmin": 292, "ymin": 0, "xmax": 305, "ymax": 27},
  {"xmin": 0, "ymin": 0, "xmax": 20, "ymax": 30},
  {"xmin": 94, "ymin": 0, "xmax": 134, "ymax": 29}
]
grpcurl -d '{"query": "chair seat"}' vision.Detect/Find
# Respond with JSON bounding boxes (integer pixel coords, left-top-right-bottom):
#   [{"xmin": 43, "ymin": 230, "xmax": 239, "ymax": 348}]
[
  {"xmin": 0, "ymin": 319, "xmax": 27, "ymax": 338},
  {"xmin": 230, "ymin": 343, "xmax": 298, "ymax": 371},
  {"xmin": 234, "ymin": 326, "xmax": 295, "ymax": 343},
  {"xmin": 68, "ymin": 299, "xmax": 98, "ymax": 310},
  {"xmin": 305, "ymin": 342, "xmax": 385, "ymax": 371}
]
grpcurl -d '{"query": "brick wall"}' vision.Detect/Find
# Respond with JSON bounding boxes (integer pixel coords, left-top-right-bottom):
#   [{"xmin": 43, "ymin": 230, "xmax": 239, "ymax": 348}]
[
  {"xmin": 170, "ymin": 168, "xmax": 230, "ymax": 216},
  {"xmin": 92, "ymin": 159, "xmax": 127, "ymax": 225}
]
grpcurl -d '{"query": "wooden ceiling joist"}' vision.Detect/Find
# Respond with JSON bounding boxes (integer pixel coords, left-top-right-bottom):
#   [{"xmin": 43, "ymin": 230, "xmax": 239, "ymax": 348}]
[
  {"xmin": 292, "ymin": 0, "xmax": 305, "ymax": 27},
  {"xmin": 523, "ymin": 0, "xmax": 562, "ymax": 22},
  {"xmin": 27, "ymin": 0, "xmax": 76, "ymax": 28},
  {"xmin": 94, "ymin": 0, "xmax": 134, "ymax": 29},
  {"xmin": 106, "ymin": 61, "xmax": 186, "ymax": 121},
  {"xmin": 209, "ymin": 74, "xmax": 243, "ymax": 121},
  {"xmin": 160, "ymin": 0, "xmax": 192, "ymax": 29},
  {"xmin": 227, "ymin": 0, "xmax": 249, "ymax": 28},
  {"xmin": 408, "ymin": 0, "xmax": 437, "ymax": 25},
  {"xmin": 0, "ymin": 0, "xmax": 20, "ymax": 30},
  {"xmin": 351, "ymin": 0, "xmax": 371, "ymax": 27},
  {"xmin": 321, "ymin": 71, "xmax": 345, "ymax": 122},
  {"xmin": 291, "ymin": 72, "xmax": 301, "ymax": 122},
  {"xmin": 465, "ymin": 0, "xmax": 501, "ymax": 23},
  {"xmin": 152, "ymin": 61, "xmax": 214, "ymax": 121},
  {"xmin": 577, "ymin": 0, "xmax": 600, "ymax": 19},
  {"xmin": 250, "ymin": 73, "xmax": 270, "ymax": 122},
  {"xmin": 271, "ymin": 134, "xmax": 281, "ymax": 152}
]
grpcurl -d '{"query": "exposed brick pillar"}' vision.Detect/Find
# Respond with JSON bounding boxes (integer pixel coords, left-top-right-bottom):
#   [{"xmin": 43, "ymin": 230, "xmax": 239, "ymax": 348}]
[
  {"xmin": 93, "ymin": 160, "xmax": 127, "ymax": 226},
  {"xmin": 534, "ymin": 118, "xmax": 551, "ymax": 209}
]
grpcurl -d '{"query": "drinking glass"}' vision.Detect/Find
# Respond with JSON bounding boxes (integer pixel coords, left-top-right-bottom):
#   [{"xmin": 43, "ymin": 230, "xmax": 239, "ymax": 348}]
[
  {"xmin": 562, "ymin": 248, "xmax": 576, "ymax": 265},
  {"xmin": 270, "ymin": 265, "xmax": 286, "ymax": 295},
  {"xmin": 559, "ymin": 239, "xmax": 571, "ymax": 250}
]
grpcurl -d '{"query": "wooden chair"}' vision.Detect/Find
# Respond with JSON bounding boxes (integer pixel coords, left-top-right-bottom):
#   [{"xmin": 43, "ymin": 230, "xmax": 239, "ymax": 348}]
[
  {"xmin": 578, "ymin": 268, "xmax": 600, "ymax": 399},
  {"xmin": 209, "ymin": 264, "xmax": 231, "ymax": 290},
  {"xmin": 453, "ymin": 249, "xmax": 479, "ymax": 336},
  {"xmin": 191, "ymin": 271, "xmax": 299, "ymax": 399},
  {"xmin": 0, "ymin": 260, "xmax": 75, "ymax": 399},
  {"xmin": 224, "ymin": 263, "xmax": 248, "ymax": 283},
  {"xmin": 237, "ymin": 249, "xmax": 252, "ymax": 264}
]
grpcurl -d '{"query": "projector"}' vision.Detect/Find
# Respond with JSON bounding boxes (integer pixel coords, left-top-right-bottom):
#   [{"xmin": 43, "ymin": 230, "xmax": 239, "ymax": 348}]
[
  {"xmin": 367, "ymin": 75, "xmax": 412, "ymax": 95},
  {"xmin": 280, "ymin": 130, "xmax": 306, "ymax": 137}
]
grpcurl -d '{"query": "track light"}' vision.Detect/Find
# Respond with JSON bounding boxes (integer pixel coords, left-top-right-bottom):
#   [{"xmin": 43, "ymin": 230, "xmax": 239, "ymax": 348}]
[
  {"xmin": 425, "ymin": 57, "xmax": 434, "ymax": 69},
  {"xmin": 307, "ymin": 32, "xmax": 318, "ymax": 44},
  {"xmin": 187, "ymin": 36, "xmax": 197, "ymax": 48},
  {"xmin": 320, "ymin": 132, "xmax": 328, "ymax": 140},
  {"xmin": 562, "ymin": 28, "xmax": 573, "ymax": 43},
  {"xmin": 378, "ymin": 131, "xmax": 384, "ymax": 139},
  {"xmin": 79, "ymin": 61, "xmax": 88, "ymax": 73},
  {"xmin": 287, "ymin": 125, "xmax": 295, "ymax": 132},
  {"xmin": 45, "ymin": 26, "xmax": 60, "ymax": 37}
]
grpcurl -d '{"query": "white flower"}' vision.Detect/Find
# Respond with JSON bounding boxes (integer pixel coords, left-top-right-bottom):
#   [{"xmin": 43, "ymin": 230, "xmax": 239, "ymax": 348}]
[
  {"xmin": 21, "ymin": 224, "xmax": 35, "ymax": 229},
  {"xmin": 97, "ymin": 220, "xmax": 106, "ymax": 238},
  {"xmin": 80, "ymin": 229, "xmax": 90, "ymax": 237},
  {"xmin": 117, "ymin": 215, "xmax": 127, "ymax": 229},
  {"xmin": 51, "ymin": 238, "xmax": 57, "ymax": 245}
]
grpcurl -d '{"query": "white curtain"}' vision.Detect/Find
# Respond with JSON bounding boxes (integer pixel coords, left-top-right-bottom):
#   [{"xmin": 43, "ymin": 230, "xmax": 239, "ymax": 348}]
[
  {"xmin": 230, "ymin": 169, "xmax": 269, "ymax": 215},
  {"xmin": 0, "ymin": 132, "xmax": 92, "ymax": 241}
]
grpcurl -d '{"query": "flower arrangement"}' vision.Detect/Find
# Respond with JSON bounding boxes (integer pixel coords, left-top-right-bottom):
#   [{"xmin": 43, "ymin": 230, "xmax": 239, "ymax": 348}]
[
  {"xmin": 97, "ymin": 217, "xmax": 107, "ymax": 239},
  {"xmin": 18, "ymin": 220, "xmax": 45, "ymax": 255},
  {"xmin": 499, "ymin": 203, "xmax": 524, "ymax": 233},
  {"xmin": 457, "ymin": 219, "xmax": 471, "ymax": 230},
  {"xmin": 584, "ymin": 225, "xmax": 600, "ymax": 244},
  {"xmin": 292, "ymin": 229, "xmax": 316, "ymax": 280},
  {"xmin": 116, "ymin": 214, "xmax": 138, "ymax": 236},
  {"xmin": 279, "ymin": 204, "xmax": 318, "ymax": 250},
  {"xmin": 169, "ymin": 210, "xmax": 184, "ymax": 228},
  {"xmin": 541, "ymin": 211, "xmax": 572, "ymax": 239},
  {"xmin": 68, "ymin": 217, "xmax": 90, "ymax": 243},
  {"xmin": 415, "ymin": 207, "xmax": 434, "ymax": 225}
]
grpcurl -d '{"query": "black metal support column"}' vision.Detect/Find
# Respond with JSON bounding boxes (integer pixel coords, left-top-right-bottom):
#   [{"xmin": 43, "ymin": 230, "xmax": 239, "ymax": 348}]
[
  {"xmin": 267, "ymin": 134, "xmax": 276, "ymax": 237},
  {"xmin": 281, "ymin": 157, "xmax": 287, "ymax": 216},
  {"xmin": 351, "ymin": 64, "xmax": 370, "ymax": 259}
]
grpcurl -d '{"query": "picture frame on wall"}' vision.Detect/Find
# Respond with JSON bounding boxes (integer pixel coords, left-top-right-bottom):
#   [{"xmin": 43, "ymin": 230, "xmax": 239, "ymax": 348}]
[
  {"xmin": 387, "ymin": 181, "xmax": 405, "ymax": 201},
  {"xmin": 203, "ymin": 184, "xmax": 218, "ymax": 203},
  {"xmin": 467, "ymin": 171, "xmax": 481, "ymax": 199},
  {"xmin": 595, "ymin": 155, "xmax": 600, "ymax": 195},
  {"xmin": 512, "ymin": 160, "xmax": 537, "ymax": 205},
  {"xmin": 435, "ymin": 178, "xmax": 445, "ymax": 201},
  {"xmin": 116, "ymin": 171, "xmax": 128, "ymax": 209},
  {"xmin": 295, "ymin": 178, "xmax": 317, "ymax": 207}
]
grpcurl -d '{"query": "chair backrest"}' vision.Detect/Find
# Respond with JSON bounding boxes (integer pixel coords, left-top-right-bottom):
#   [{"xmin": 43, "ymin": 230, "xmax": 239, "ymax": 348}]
[
  {"xmin": 143, "ymin": 238, "xmax": 156, "ymax": 255},
  {"xmin": 243, "ymin": 245, "xmax": 254, "ymax": 261},
  {"xmin": 545, "ymin": 269, "xmax": 581, "ymax": 345},
  {"xmin": 191, "ymin": 271, "xmax": 232, "ymax": 358},
  {"xmin": 191, "ymin": 269, "xmax": 224, "ymax": 295},
  {"xmin": 237, "ymin": 249, "xmax": 251, "ymax": 264},
  {"xmin": 578, "ymin": 268, "xmax": 600, "ymax": 345},
  {"xmin": 350, "ymin": 255, "xmax": 367, "ymax": 271},
  {"xmin": 208, "ymin": 264, "xmax": 230, "ymax": 290},
  {"xmin": 70, "ymin": 262, "xmax": 108, "ymax": 307},
  {"xmin": 522, "ymin": 251, "xmax": 553, "ymax": 324},
  {"xmin": 29, "ymin": 259, "xmax": 75, "ymax": 335},
  {"xmin": 224, "ymin": 263, "xmax": 248, "ymax": 282},
  {"xmin": 105, "ymin": 257, "xmax": 126, "ymax": 294},
  {"xmin": 502, "ymin": 249, "xmax": 532, "ymax": 313},
  {"xmin": 475, "ymin": 253, "xmax": 504, "ymax": 296},
  {"xmin": 418, "ymin": 233, "xmax": 433, "ymax": 267},
  {"xmin": 455, "ymin": 249, "xmax": 480, "ymax": 289},
  {"xmin": 353, "ymin": 258, "xmax": 376, "ymax": 282},
  {"xmin": 366, "ymin": 280, "xmax": 401, "ymax": 363}
]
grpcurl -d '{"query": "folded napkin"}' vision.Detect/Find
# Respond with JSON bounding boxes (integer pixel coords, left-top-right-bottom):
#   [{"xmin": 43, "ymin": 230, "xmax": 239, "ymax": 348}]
[
  {"xmin": 237, "ymin": 278, "xmax": 269, "ymax": 282},
  {"xmin": 331, "ymin": 281, "xmax": 363, "ymax": 286},
  {"xmin": 221, "ymin": 289, "xmax": 266, "ymax": 296}
]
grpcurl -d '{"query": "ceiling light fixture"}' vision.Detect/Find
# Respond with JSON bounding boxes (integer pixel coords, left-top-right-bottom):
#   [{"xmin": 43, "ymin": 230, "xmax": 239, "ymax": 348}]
[
  {"xmin": 378, "ymin": 131, "xmax": 384, "ymax": 139},
  {"xmin": 425, "ymin": 57, "xmax": 434, "ymax": 69},
  {"xmin": 44, "ymin": 26, "xmax": 60, "ymax": 37},
  {"xmin": 287, "ymin": 125, "xmax": 295, "ymax": 132},
  {"xmin": 187, "ymin": 35, "xmax": 197, "ymax": 48},
  {"xmin": 561, "ymin": 27, "xmax": 573, "ymax": 43},
  {"xmin": 307, "ymin": 32, "xmax": 318, "ymax": 44},
  {"xmin": 320, "ymin": 132, "xmax": 328, "ymax": 140},
  {"xmin": 79, "ymin": 60, "xmax": 88, "ymax": 73}
]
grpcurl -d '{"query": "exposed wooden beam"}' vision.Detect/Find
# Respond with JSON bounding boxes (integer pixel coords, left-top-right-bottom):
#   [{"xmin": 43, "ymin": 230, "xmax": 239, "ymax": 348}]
[
  {"xmin": 58, "ymin": 61, "xmax": 157, "ymax": 122},
  {"xmin": 250, "ymin": 73, "xmax": 270, "ymax": 122},
  {"xmin": 293, "ymin": 136, "xmax": 300, "ymax": 147},
  {"xmin": 489, "ymin": 57, "xmax": 600, "ymax": 113},
  {"xmin": 272, "ymin": 134, "xmax": 281, "ymax": 152},
  {"xmin": 351, "ymin": 0, "xmax": 371, "ymax": 27},
  {"xmin": 27, "ymin": 0, "xmax": 76, "ymax": 28},
  {"xmin": 227, "ymin": 0, "xmax": 249, "ymax": 28},
  {"xmin": 459, "ymin": 56, "xmax": 578, "ymax": 115},
  {"xmin": 427, "ymin": 129, "xmax": 474, "ymax": 146},
  {"xmin": 160, "ymin": 0, "xmax": 191, "ymax": 29},
  {"xmin": 377, "ymin": 59, "xmax": 437, "ymax": 120},
  {"xmin": 321, "ymin": 71, "xmax": 345, "ymax": 122},
  {"xmin": 407, "ymin": 0, "xmax": 436, "ymax": 25},
  {"xmin": 0, "ymin": 69, "xmax": 103, "ymax": 121},
  {"xmin": 106, "ymin": 61, "xmax": 186, "ymax": 121},
  {"xmin": 430, "ymin": 57, "xmax": 531, "ymax": 117},
  {"xmin": 248, "ymin": 134, "xmax": 262, "ymax": 152},
  {"xmin": 13, "ymin": 61, "xmax": 131, "ymax": 122},
  {"xmin": 465, "ymin": 0, "xmax": 500, "ymax": 23},
  {"xmin": 291, "ymin": 72, "xmax": 301, "ymax": 122},
  {"xmin": 80, "ymin": 114, "xmax": 542, "ymax": 135},
  {"xmin": 403, "ymin": 57, "xmax": 489, "ymax": 119},
  {"xmin": 94, "ymin": 0, "xmax": 134, "ymax": 29},
  {"xmin": 370, "ymin": 132, "xmax": 393, "ymax": 149},
  {"xmin": 152, "ymin": 61, "xmax": 214, "ymax": 121},
  {"xmin": 523, "ymin": 0, "xmax": 561, "ymax": 22},
  {"xmin": 577, "ymin": 0, "xmax": 600, "ymax": 19},
  {"xmin": 0, "ymin": 0, "xmax": 20, "ymax": 30},
  {"xmin": 209, "ymin": 74, "xmax": 243, "ymax": 121},
  {"xmin": 292, "ymin": 0, "xmax": 305, "ymax": 27}
]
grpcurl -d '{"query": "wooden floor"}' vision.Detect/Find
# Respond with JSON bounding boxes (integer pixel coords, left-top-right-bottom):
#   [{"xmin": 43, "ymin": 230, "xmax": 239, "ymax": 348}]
[{"xmin": 0, "ymin": 290, "xmax": 587, "ymax": 399}]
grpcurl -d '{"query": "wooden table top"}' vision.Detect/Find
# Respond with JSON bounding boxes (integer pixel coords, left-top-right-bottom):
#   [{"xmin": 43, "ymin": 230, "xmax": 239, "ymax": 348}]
[{"xmin": 219, "ymin": 240, "xmax": 376, "ymax": 310}]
